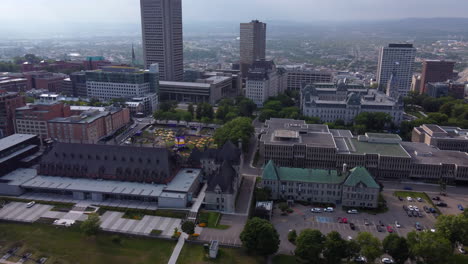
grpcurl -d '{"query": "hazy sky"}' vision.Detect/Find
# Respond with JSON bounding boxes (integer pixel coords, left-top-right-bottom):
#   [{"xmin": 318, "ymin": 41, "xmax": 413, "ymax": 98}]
[{"xmin": 1, "ymin": 0, "xmax": 467, "ymax": 25}]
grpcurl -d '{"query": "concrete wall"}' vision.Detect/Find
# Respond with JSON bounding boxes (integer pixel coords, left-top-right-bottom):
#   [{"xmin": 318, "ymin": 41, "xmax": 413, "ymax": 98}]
[
  {"xmin": 0, "ymin": 183, "xmax": 25, "ymax": 196},
  {"xmin": 159, "ymin": 195, "xmax": 187, "ymax": 208}
]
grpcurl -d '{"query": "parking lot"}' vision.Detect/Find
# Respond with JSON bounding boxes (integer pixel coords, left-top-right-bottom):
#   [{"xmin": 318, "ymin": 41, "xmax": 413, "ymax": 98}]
[
  {"xmin": 272, "ymin": 191, "xmax": 439, "ymax": 254},
  {"xmin": 0, "ymin": 202, "xmax": 62, "ymax": 223},
  {"xmin": 100, "ymin": 211, "xmax": 181, "ymax": 237}
]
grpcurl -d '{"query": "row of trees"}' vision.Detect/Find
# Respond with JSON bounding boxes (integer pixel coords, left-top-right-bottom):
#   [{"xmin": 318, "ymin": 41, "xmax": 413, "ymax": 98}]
[
  {"xmin": 241, "ymin": 210, "xmax": 468, "ymax": 263},
  {"xmin": 154, "ymin": 97, "xmax": 256, "ymax": 125}
]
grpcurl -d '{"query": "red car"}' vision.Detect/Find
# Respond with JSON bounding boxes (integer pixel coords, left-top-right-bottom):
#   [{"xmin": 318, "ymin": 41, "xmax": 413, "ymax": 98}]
[
  {"xmin": 339, "ymin": 217, "xmax": 348, "ymax": 224},
  {"xmin": 387, "ymin": 226, "xmax": 394, "ymax": 233}
]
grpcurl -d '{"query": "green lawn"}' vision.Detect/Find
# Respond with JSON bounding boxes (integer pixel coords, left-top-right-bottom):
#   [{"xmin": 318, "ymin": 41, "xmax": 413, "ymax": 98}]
[
  {"xmin": 0, "ymin": 222, "xmax": 175, "ymax": 264},
  {"xmin": 199, "ymin": 211, "xmax": 230, "ymax": 229},
  {"xmin": 176, "ymin": 244, "xmax": 265, "ymax": 264},
  {"xmin": 272, "ymin": 254, "xmax": 297, "ymax": 264},
  {"xmin": 393, "ymin": 191, "xmax": 441, "ymax": 214}
]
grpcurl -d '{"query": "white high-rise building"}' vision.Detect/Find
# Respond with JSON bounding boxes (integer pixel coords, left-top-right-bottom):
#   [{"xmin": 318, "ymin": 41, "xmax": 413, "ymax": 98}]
[
  {"xmin": 376, "ymin": 44, "xmax": 416, "ymax": 98},
  {"xmin": 140, "ymin": 0, "xmax": 183, "ymax": 81},
  {"xmin": 246, "ymin": 60, "xmax": 285, "ymax": 107}
]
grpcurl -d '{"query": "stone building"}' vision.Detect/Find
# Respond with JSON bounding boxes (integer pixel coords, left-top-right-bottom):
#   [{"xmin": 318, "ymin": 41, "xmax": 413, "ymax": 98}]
[
  {"xmin": 261, "ymin": 160, "xmax": 380, "ymax": 208},
  {"xmin": 189, "ymin": 141, "xmax": 242, "ymax": 213},
  {"xmin": 412, "ymin": 124, "xmax": 468, "ymax": 152},
  {"xmin": 301, "ymin": 80, "xmax": 404, "ymax": 124}
]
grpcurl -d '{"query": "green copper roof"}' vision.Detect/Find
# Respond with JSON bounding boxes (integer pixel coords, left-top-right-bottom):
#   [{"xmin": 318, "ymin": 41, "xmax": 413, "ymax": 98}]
[
  {"xmin": 344, "ymin": 167, "xmax": 379, "ymax": 188},
  {"xmin": 263, "ymin": 160, "xmax": 345, "ymax": 184}
]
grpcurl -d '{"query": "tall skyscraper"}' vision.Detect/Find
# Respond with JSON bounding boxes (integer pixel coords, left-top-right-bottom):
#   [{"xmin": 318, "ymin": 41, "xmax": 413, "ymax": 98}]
[
  {"xmin": 376, "ymin": 44, "xmax": 416, "ymax": 98},
  {"xmin": 419, "ymin": 60, "xmax": 455, "ymax": 94},
  {"xmin": 240, "ymin": 20, "xmax": 267, "ymax": 77},
  {"xmin": 140, "ymin": 0, "xmax": 183, "ymax": 81}
]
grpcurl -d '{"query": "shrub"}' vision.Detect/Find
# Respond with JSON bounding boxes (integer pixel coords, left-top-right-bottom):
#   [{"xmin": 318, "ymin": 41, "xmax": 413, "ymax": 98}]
[
  {"xmin": 111, "ymin": 235, "xmax": 122, "ymax": 244},
  {"xmin": 198, "ymin": 223, "xmax": 207, "ymax": 227},
  {"xmin": 288, "ymin": 229, "xmax": 297, "ymax": 244}
]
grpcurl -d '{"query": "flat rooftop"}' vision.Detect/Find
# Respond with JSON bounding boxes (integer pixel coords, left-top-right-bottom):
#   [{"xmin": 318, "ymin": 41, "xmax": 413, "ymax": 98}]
[
  {"xmin": 274, "ymin": 130, "xmax": 299, "ymax": 139},
  {"xmin": 165, "ymin": 168, "xmax": 201, "ymax": 193},
  {"xmin": 401, "ymin": 142, "xmax": 468, "ymax": 166},
  {"xmin": 347, "ymin": 138, "xmax": 410, "ymax": 157},
  {"xmin": 160, "ymin": 81, "xmax": 211, "ymax": 89},
  {"xmin": 1, "ymin": 167, "xmax": 201, "ymax": 198},
  {"xmin": 0, "ymin": 134, "xmax": 36, "ymax": 151}
]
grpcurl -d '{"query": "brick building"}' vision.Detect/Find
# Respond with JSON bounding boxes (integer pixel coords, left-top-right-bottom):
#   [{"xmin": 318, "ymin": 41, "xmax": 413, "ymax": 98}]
[
  {"xmin": 23, "ymin": 71, "xmax": 67, "ymax": 92},
  {"xmin": 0, "ymin": 90, "xmax": 26, "ymax": 138},
  {"xmin": 48, "ymin": 107, "xmax": 130, "ymax": 144},
  {"xmin": 15, "ymin": 100, "xmax": 72, "ymax": 140}
]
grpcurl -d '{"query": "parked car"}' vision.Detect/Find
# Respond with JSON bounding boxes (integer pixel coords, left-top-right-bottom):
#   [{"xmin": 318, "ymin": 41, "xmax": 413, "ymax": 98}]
[
  {"xmin": 364, "ymin": 219, "xmax": 370, "ymax": 226},
  {"xmin": 404, "ymin": 186, "xmax": 413, "ymax": 190},
  {"xmin": 381, "ymin": 257, "xmax": 395, "ymax": 263},
  {"xmin": 415, "ymin": 222, "xmax": 422, "ymax": 231},
  {"xmin": 395, "ymin": 221, "xmax": 401, "ymax": 228},
  {"xmin": 347, "ymin": 236, "xmax": 353, "ymax": 241},
  {"xmin": 407, "ymin": 196, "xmax": 413, "ymax": 202},
  {"xmin": 324, "ymin": 207, "xmax": 334, "ymax": 212},
  {"xmin": 311, "ymin": 208, "xmax": 322, "ymax": 213},
  {"xmin": 458, "ymin": 204, "xmax": 464, "ymax": 211},
  {"xmin": 354, "ymin": 256, "xmax": 368, "ymax": 263},
  {"xmin": 412, "ymin": 210, "xmax": 418, "ymax": 217},
  {"xmin": 423, "ymin": 206, "xmax": 430, "ymax": 213},
  {"xmin": 436, "ymin": 202, "xmax": 447, "ymax": 207},
  {"xmin": 414, "ymin": 206, "xmax": 419, "ymax": 212},
  {"xmin": 376, "ymin": 225, "xmax": 383, "ymax": 232},
  {"xmin": 387, "ymin": 226, "xmax": 394, "ymax": 233},
  {"xmin": 347, "ymin": 209, "xmax": 358, "ymax": 214},
  {"xmin": 403, "ymin": 205, "xmax": 408, "ymax": 211},
  {"xmin": 458, "ymin": 246, "xmax": 466, "ymax": 254},
  {"xmin": 417, "ymin": 197, "xmax": 423, "ymax": 202},
  {"xmin": 26, "ymin": 201, "xmax": 36, "ymax": 208},
  {"xmin": 432, "ymin": 196, "xmax": 441, "ymax": 201},
  {"xmin": 408, "ymin": 205, "xmax": 414, "ymax": 211},
  {"xmin": 417, "ymin": 211, "xmax": 423, "ymax": 217},
  {"xmin": 398, "ymin": 196, "xmax": 403, "ymax": 201},
  {"xmin": 406, "ymin": 210, "xmax": 412, "ymax": 217},
  {"xmin": 379, "ymin": 220, "xmax": 384, "ymax": 226},
  {"xmin": 350, "ymin": 223, "xmax": 356, "ymax": 230},
  {"xmin": 429, "ymin": 207, "xmax": 436, "ymax": 213}
]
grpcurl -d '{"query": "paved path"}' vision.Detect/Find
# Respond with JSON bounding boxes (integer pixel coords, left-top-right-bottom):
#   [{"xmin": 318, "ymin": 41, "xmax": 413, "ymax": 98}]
[
  {"xmin": 235, "ymin": 175, "xmax": 256, "ymax": 215},
  {"xmin": 167, "ymin": 233, "xmax": 188, "ymax": 264}
]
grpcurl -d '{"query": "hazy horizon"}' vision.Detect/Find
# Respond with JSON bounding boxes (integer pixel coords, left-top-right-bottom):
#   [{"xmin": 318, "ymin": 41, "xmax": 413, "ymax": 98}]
[{"xmin": 1, "ymin": 0, "xmax": 468, "ymax": 38}]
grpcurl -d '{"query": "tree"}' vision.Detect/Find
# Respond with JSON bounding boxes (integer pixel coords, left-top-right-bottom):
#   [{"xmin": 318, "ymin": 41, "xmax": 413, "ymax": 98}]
[
  {"xmin": 188, "ymin": 103, "xmax": 194, "ymax": 118},
  {"xmin": 278, "ymin": 202, "xmax": 289, "ymax": 213},
  {"xmin": 435, "ymin": 214, "xmax": 468, "ymax": 245},
  {"xmin": 382, "ymin": 234, "xmax": 409, "ymax": 264},
  {"xmin": 288, "ymin": 229, "xmax": 297, "ymax": 243},
  {"xmin": 238, "ymin": 98, "xmax": 257, "ymax": 117},
  {"xmin": 80, "ymin": 213, "xmax": 101, "ymax": 236},
  {"xmin": 356, "ymin": 232, "xmax": 382, "ymax": 263},
  {"xmin": 255, "ymin": 187, "xmax": 271, "ymax": 201},
  {"xmin": 323, "ymin": 231, "xmax": 348, "ymax": 264},
  {"xmin": 213, "ymin": 117, "xmax": 254, "ymax": 152},
  {"xmin": 407, "ymin": 231, "xmax": 452, "ymax": 264},
  {"xmin": 294, "ymin": 229, "xmax": 325, "ymax": 263},
  {"xmin": 240, "ymin": 217, "xmax": 280, "ymax": 256},
  {"xmin": 345, "ymin": 240, "xmax": 361, "ymax": 262},
  {"xmin": 258, "ymin": 109, "xmax": 277, "ymax": 122},
  {"xmin": 181, "ymin": 221, "xmax": 195, "ymax": 235}
]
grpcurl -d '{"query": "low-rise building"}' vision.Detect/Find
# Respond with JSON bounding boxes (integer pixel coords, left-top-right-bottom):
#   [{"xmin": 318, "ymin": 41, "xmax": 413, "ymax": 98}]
[
  {"xmin": 246, "ymin": 60, "xmax": 286, "ymax": 107},
  {"xmin": 23, "ymin": 71, "xmax": 67, "ymax": 92},
  {"xmin": 283, "ymin": 68, "xmax": 333, "ymax": 91},
  {"xmin": 301, "ymin": 80, "xmax": 404, "ymax": 124},
  {"xmin": 412, "ymin": 124, "xmax": 468, "ymax": 152},
  {"xmin": 189, "ymin": 141, "xmax": 243, "ymax": 213},
  {"xmin": 260, "ymin": 118, "xmax": 468, "ymax": 184},
  {"xmin": 261, "ymin": 160, "xmax": 379, "ymax": 208},
  {"xmin": 47, "ymin": 107, "xmax": 130, "ymax": 144},
  {"xmin": 15, "ymin": 100, "xmax": 72, "ymax": 140},
  {"xmin": 0, "ymin": 90, "xmax": 26, "ymax": 138},
  {"xmin": 159, "ymin": 75, "xmax": 233, "ymax": 104},
  {"xmin": 0, "ymin": 77, "xmax": 28, "ymax": 92},
  {"xmin": 0, "ymin": 134, "xmax": 41, "ymax": 177}
]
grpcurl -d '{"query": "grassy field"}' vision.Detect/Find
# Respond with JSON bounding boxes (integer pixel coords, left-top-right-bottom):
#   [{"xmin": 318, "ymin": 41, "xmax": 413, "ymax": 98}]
[
  {"xmin": 176, "ymin": 244, "xmax": 265, "ymax": 264},
  {"xmin": 0, "ymin": 222, "xmax": 175, "ymax": 264},
  {"xmin": 198, "ymin": 211, "xmax": 230, "ymax": 229},
  {"xmin": 393, "ymin": 191, "xmax": 442, "ymax": 214}
]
